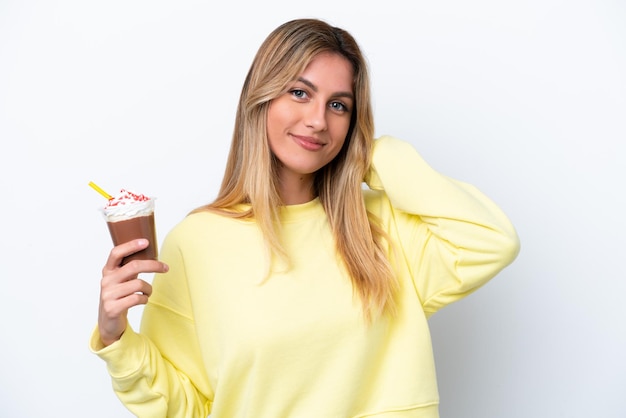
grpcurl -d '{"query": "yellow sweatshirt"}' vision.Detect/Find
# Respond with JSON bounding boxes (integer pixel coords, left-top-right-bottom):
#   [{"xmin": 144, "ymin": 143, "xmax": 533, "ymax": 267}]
[{"xmin": 90, "ymin": 136, "xmax": 520, "ymax": 417}]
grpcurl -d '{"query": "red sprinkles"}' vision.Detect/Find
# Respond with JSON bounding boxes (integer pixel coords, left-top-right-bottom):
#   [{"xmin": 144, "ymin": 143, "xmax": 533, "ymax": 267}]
[{"xmin": 106, "ymin": 189, "xmax": 150, "ymax": 207}]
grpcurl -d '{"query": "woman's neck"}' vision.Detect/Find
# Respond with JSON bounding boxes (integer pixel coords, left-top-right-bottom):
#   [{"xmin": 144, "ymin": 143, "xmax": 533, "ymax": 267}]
[{"xmin": 278, "ymin": 172, "xmax": 316, "ymax": 205}]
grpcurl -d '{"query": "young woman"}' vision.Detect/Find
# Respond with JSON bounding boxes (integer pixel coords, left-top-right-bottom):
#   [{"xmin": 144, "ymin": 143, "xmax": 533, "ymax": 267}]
[{"xmin": 91, "ymin": 18, "xmax": 520, "ymax": 417}]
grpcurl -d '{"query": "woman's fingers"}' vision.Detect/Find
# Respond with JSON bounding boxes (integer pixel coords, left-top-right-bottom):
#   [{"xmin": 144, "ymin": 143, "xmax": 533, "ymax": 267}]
[
  {"xmin": 103, "ymin": 239, "xmax": 149, "ymax": 271},
  {"xmin": 100, "ymin": 281, "xmax": 152, "ymax": 318},
  {"xmin": 101, "ymin": 259, "xmax": 168, "ymax": 288},
  {"xmin": 101, "ymin": 277, "xmax": 153, "ymax": 306},
  {"xmin": 98, "ymin": 278, "xmax": 153, "ymax": 346},
  {"xmin": 97, "ymin": 242, "xmax": 168, "ymax": 346},
  {"xmin": 100, "ymin": 261, "xmax": 165, "ymax": 315}
]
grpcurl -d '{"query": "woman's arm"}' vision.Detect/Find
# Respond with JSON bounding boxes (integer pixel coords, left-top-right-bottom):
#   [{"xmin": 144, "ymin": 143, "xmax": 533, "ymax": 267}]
[
  {"xmin": 365, "ymin": 135, "xmax": 520, "ymax": 316},
  {"xmin": 90, "ymin": 230, "xmax": 212, "ymax": 417}
]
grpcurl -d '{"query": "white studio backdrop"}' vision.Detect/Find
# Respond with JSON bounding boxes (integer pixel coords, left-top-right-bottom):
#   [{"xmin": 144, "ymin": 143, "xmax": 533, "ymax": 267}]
[{"xmin": 1, "ymin": 1, "xmax": 624, "ymax": 417}]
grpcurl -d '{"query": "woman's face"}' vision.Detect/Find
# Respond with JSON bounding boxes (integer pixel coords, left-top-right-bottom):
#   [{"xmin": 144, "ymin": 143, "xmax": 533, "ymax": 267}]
[{"xmin": 267, "ymin": 52, "xmax": 354, "ymax": 184}]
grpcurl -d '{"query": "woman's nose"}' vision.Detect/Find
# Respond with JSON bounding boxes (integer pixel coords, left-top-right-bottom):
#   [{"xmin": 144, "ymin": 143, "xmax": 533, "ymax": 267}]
[{"xmin": 304, "ymin": 102, "xmax": 327, "ymax": 131}]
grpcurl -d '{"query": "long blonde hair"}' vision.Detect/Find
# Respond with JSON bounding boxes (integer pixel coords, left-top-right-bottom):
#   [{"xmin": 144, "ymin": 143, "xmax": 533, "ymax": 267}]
[{"xmin": 193, "ymin": 18, "xmax": 397, "ymax": 319}]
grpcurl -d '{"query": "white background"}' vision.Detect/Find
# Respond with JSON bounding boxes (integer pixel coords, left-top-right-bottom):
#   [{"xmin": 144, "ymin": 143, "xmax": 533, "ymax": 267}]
[{"xmin": 1, "ymin": 1, "xmax": 624, "ymax": 417}]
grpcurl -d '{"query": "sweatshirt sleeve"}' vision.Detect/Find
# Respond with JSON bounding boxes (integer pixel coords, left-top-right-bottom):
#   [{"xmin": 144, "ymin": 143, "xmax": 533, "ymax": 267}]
[
  {"xmin": 365, "ymin": 135, "xmax": 520, "ymax": 317},
  {"xmin": 89, "ymin": 227, "xmax": 213, "ymax": 417}
]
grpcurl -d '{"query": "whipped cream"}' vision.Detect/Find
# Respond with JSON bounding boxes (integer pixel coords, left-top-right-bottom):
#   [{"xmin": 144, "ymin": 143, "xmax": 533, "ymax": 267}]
[{"xmin": 102, "ymin": 189, "xmax": 155, "ymax": 222}]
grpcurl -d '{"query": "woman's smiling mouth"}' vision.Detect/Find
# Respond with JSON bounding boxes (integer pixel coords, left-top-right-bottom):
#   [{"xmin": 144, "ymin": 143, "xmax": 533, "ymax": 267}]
[{"xmin": 292, "ymin": 134, "xmax": 325, "ymax": 151}]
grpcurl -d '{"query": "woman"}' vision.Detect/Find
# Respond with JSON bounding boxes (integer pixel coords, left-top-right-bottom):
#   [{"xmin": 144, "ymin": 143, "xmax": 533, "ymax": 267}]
[{"xmin": 91, "ymin": 18, "xmax": 520, "ymax": 417}]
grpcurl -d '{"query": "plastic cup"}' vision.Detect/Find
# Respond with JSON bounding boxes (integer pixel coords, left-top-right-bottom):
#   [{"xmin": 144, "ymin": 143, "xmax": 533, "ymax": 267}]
[{"xmin": 103, "ymin": 198, "xmax": 158, "ymax": 265}]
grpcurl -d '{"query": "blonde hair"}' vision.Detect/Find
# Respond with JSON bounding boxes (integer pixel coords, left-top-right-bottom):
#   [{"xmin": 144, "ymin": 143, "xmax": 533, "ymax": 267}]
[{"xmin": 193, "ymin": 18, "xmax": 397, "ymax": 320}]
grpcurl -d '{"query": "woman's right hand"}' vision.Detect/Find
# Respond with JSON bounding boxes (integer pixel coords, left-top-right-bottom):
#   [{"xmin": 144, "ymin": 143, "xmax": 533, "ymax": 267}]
[{"xmin": 98, "ymin": 238, "xmax": 169, "ymax": 347}]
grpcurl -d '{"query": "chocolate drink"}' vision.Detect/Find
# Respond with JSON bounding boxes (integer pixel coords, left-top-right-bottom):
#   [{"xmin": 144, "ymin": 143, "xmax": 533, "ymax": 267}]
[{"xmin": 107, "ymin": 213, "xmax": 158, "ymax": 265}]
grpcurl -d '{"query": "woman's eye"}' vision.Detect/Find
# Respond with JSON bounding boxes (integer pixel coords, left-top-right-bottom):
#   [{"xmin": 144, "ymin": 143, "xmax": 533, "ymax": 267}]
[
  {"xmin": 330, "ymin": 101, "xmax": 349, "ymax": 112},
  {"xmin": 291, "ymin": 89, "xmax": 307, "ymax": 99}
]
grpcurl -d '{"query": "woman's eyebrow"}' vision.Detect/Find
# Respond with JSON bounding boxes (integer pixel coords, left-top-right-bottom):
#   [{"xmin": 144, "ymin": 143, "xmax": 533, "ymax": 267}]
[
  {"xmin": 297, "ymin": 77, "xmax": 318, "ymax": 92},
  {"xmin": 296, "ymin": 77, "xmax": 354, "ymax": 100}
]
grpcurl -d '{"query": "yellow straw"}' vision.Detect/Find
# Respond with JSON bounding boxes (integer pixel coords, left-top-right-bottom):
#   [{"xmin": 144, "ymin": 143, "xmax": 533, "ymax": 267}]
[{"xmin": 88, "ymin": 181, "xmax": 113, "ymax": 200}]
